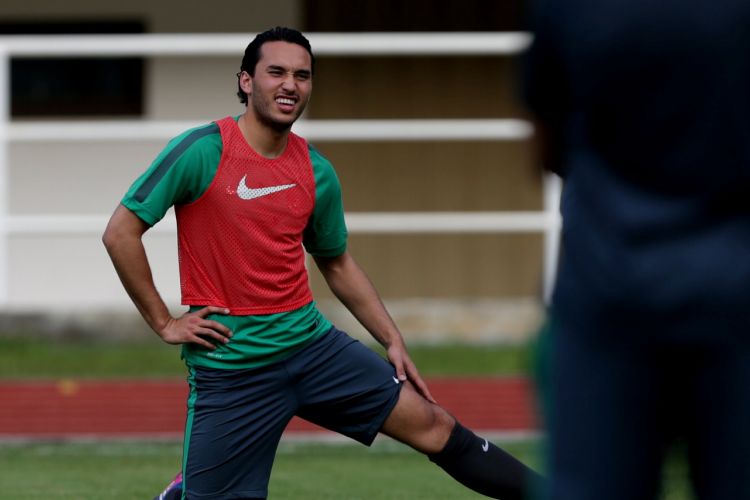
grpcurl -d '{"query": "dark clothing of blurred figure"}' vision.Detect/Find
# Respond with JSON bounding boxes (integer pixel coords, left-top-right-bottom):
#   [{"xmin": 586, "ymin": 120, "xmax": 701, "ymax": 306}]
[{"xmin": 523, "ymin": 1, "xmax": 750, "ymax": 499}]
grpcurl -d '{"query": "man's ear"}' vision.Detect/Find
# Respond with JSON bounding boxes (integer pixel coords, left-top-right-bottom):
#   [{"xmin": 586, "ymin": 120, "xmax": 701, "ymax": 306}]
[{"xmin": 239, "ymin": 71, "xmax": 253, "ymax": 96}]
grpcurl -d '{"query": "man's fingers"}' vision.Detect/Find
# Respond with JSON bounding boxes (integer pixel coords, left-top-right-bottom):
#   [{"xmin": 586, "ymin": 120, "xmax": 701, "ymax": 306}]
[
  {"xmin": 203, "ymin": 320, "xmax": 232, "ymax": 337},
  {"xmin": 404, "ymin": 362, "xmax": 436, "ymax": 404},
  {"xmin": 387, "ymin": 351, "xmax": 407, "ymax": 380},
  {"xmin": 181, "ymin": 309, "xmax": 233, "ymax": 338},
  {"xmin": 393, "ymin": 357, "xmax": 435, "ymax": 402},
  {"xmin": 196, "ymin": 306, "xmax": 230, "ymax": 317},
  {"xmin": 414, "ymin": 378, "xmax": 437, "ymax": 404},
  {"xmin": 194, "ymin": 327, "xmax": 231, "ymax": 344},
  {"xmin": 164, "ymin": 311, "xmax": 233, "ymax": 348},
  {"xmin": 189, "ymin": 334, "xmax": 218, "ymax": 350}
]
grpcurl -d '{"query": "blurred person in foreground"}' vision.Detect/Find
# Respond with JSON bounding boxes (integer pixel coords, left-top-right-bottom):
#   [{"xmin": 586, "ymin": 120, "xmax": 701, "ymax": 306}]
[
  {"xmin": 103, "ymin": 26, "xmax": 540, "ymax": 500},
  {"xmin": 523, "ymin": 1, "xmax": 750, "ymax": 499}
]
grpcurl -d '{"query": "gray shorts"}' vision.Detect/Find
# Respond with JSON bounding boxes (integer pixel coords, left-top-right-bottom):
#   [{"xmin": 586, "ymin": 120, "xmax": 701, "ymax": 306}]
[{"xmin": 182, "ymin": 327, "xmax": 403, "ymax": 499}]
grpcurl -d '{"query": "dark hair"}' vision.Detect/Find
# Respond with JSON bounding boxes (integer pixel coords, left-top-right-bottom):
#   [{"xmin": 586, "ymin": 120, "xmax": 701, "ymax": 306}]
[{"xmin": 236, "ymin": 26, "xmax": 315, "ymax": 104}]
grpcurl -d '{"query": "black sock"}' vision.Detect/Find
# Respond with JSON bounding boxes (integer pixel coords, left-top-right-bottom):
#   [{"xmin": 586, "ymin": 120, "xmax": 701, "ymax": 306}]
[{"xmin": 428, "ymin": 421, "xmax": 542, "ymax": 500}]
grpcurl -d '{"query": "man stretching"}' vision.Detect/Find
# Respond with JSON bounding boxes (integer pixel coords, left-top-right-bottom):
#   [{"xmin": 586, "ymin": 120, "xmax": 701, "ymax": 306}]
[{"xmin": 104, "ymin": 26, "xmax": 540, "ymax": 500}]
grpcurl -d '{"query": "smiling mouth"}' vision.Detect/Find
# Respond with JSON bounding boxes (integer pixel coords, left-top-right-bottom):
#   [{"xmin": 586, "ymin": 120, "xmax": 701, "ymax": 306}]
[{"xmin": 276, "ymin": 96, "xmax": 297, "ymax": 106}]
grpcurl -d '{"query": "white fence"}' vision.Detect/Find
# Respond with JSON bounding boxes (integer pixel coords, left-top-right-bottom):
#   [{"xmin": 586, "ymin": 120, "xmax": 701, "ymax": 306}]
[{"xmin": 0, "ymin": 32, "xmax": 561, "ymax": 309}]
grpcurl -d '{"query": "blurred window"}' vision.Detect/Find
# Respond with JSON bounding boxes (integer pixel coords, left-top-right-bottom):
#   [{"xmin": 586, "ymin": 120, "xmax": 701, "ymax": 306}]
[{"xmin": 1, "ymin": 21, "xmax": 144, "ymax": 117}]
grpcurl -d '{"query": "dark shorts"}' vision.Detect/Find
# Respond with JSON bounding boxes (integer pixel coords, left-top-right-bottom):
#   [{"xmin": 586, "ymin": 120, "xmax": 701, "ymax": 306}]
[{"xmin": 182, "ymin": 327, "xmax": 403, "ymax": 499}]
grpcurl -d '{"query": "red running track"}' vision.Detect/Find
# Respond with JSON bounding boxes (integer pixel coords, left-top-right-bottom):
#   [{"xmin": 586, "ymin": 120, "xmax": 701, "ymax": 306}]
[{"xmin": 0, "ymin": 377, "xmax": 539, "ymax": 440}]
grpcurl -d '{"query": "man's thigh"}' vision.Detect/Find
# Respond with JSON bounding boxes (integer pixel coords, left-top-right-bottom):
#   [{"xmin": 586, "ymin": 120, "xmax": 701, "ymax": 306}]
[
  {"xmin": 290, "ymin": 327, "xmax": 402, "ymax": 446},
  {"xmin": 183, "ymin": 364, "xmax": 295, "ymax": 499}
]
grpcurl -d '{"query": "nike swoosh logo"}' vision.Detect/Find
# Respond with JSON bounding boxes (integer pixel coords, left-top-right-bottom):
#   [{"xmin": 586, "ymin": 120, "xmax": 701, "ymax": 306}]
[
  {"xmin": 481, "ymin": 439, "xmax": 489, "ymax": 452},
  {"xmin": 237, "ymin": 175, "xmax": 296, "ymax": 200},
  {"xmin": 392, "ymin": 376, "xmax": 401, "ymax": 384}
]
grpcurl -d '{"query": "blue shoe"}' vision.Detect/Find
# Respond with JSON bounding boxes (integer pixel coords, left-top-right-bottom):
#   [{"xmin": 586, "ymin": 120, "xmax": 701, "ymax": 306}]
[{"xmin": 153, "ymin": 472, "xmax": 182, "ymax": 500}]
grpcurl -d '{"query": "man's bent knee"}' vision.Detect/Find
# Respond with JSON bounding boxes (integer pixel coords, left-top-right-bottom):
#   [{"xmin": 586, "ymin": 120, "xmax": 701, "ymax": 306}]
[{"xmin": 380, "ymin": 381, "xmax": 455, "ymax": 454}]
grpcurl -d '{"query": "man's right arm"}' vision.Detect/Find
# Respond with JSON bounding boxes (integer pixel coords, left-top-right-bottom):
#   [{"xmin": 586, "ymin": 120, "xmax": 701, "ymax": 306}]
[{"xmin": 102, "ymin": 204, "xmax": 232, "ymax": 349}]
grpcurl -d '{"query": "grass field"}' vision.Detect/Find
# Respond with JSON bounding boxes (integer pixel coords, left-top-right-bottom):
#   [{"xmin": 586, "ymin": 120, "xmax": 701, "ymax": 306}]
[
  {"xmin": 0, "ymin": 337, "xmax": 695, "ymax": 499},
  {"xmin": 0, "ymin": 438, "xmax": 694, "ymax": 500},
  {"xmin": 0, "ymin": 439, "xmax": 539, "ymax": 500},
  {"xmin": 0, "ymin": 337, "xmax": 536, "ymax": 378}
]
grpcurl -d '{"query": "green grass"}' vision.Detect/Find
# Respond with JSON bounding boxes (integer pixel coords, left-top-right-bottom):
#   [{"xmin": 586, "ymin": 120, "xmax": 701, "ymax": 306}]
[
  {"xmin": 0, "ymin": 441, "xmax": 183, "ymax": 500},
  {"xmin": 0, "ymin": 439, "xmax": 536, "ymax": 500},
  {"xmin": 0, "ymin": 337, "xmax": 185, "ymax": 379},
  {"xmin": 0, "ymin": 439, "xmax": 695, "ymax": 500},
  {"xmin": 0, "ymin": 337, "xmax": 534, "ymax": 378}
]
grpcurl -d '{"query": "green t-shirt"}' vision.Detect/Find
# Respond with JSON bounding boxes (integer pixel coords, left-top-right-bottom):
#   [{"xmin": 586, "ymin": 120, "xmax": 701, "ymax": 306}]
[{"xmin": 121, "ymin": 118, "xmax": 348, "ymax": 369}]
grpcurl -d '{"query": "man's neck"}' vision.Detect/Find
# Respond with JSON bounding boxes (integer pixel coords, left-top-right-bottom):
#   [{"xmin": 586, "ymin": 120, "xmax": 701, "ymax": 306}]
[{"xmin": 238, "ymin": 112, "xmax": 290, "ymax": 159}]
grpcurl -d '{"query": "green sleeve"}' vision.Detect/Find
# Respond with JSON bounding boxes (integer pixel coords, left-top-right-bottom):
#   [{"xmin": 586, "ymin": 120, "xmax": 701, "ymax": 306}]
[
  {"xmin": 303, "ymin": 144, "xmax": 348, "ymax": 257},
  {"xmin": 121, "ymin": 122, "xmax": 222, "ymax": 226}
]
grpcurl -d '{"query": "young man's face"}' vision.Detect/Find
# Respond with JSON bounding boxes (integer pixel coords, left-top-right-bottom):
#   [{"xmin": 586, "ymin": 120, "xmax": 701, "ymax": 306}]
[{"xmin": 243, "ymin": 41, "xmax": 313, "ymax": 131}]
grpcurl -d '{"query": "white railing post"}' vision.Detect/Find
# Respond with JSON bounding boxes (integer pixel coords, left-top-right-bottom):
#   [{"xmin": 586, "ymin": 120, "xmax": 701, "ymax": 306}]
[
  {"xmin": 542, "ymin": 173, "xmax": 562, "ymax": 303},
  {"xmin": 0, "ymin": 45, "xmax": 9, "ymax": 305}
]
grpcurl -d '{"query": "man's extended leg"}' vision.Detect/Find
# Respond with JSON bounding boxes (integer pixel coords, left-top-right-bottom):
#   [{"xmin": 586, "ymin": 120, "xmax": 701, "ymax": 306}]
[
  {"xmin": 290, "ymin": 327, "xmax": 541, "ymax": 500},
  {"xmin": 380, "ymin": 381, "xmax": 542, "ymax": 500}
]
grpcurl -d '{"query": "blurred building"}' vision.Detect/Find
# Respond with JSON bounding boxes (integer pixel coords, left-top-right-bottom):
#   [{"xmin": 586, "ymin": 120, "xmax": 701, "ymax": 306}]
[{"xmin": 0, "ymin": 0, "xmax": 546, "ymax": 342}]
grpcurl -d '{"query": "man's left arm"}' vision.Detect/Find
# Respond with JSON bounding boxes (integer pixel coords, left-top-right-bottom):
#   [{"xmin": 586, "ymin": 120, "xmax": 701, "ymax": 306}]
[{"xmin": 313, "ymin": 251, "xmax": 436, "ymax": 403}]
